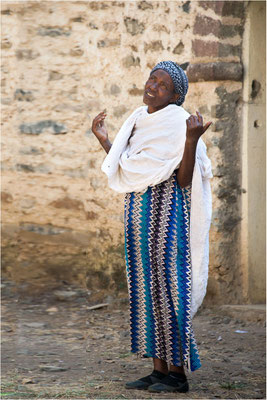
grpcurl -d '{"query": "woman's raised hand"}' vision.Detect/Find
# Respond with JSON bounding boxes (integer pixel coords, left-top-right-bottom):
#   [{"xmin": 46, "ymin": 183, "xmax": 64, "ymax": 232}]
[
  {"xmin": 91, "ymin": 111, "xmax": 109, "ymax": 143},
  {"xmin": 186, "ymin": 111, "xmax": 212, "ymax": 143}
]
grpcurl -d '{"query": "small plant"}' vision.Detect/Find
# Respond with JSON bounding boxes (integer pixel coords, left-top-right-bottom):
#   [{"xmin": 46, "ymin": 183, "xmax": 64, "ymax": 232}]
[{"xmin": 220, "ymin": 381, "xmax": 247, "ymax": 390}]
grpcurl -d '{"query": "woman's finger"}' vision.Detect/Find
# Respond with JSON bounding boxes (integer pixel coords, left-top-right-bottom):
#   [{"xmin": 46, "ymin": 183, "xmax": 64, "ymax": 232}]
[
  {"xmin": 93, "ymin": 111, "xmax": 107, "ymax": 122},
  {"xmin": 203, "ymin": 121, "xmax": 212, "ymax": 133},
  {"xmin": 94, "ymin": 115, "xmax": 106, "ymax": 125},
  {"xmin": 196, "ymin": 111, "xmax": 203, "ymax": 125},
  {"xmin": 191, "ymin": 115, "xmax": 198, "ymax": 126}
]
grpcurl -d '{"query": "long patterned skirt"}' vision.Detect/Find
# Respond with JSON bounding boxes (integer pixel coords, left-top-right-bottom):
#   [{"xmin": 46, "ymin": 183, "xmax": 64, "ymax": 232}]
[{"xmin": 124, "ymin": 170, "xmax": 201, "ymax": 371}]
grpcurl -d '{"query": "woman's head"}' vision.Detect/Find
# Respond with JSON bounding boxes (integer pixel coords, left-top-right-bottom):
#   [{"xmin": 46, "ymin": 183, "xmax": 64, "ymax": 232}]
[{"xmin": 143, "ymin": 61, "xmax": 188, "ymax": 113}]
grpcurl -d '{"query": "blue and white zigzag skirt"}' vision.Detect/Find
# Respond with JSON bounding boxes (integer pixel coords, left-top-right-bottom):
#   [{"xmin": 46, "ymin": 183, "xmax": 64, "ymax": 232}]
[{"xmin": 124, "ymin": 170, "xmax": 201, "ymax": 371}]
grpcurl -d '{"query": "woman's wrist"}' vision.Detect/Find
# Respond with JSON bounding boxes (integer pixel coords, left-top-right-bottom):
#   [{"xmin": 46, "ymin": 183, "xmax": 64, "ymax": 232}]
[
  {"xmin": 99, "ymin": 137, "xmax": 112, "ymax": 154},
  {"xmin": 185, "ymin": 136, "xmax": 198, "ymax": 147},
  {"xmin": 99, "ymin": 137, "xmax": 111, "ymax": 147}
]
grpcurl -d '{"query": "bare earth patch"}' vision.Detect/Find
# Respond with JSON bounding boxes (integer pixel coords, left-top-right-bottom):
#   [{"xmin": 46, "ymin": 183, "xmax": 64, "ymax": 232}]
[{"xmin": 1, "ymin": 280, "xmax": 265, "ymax": 399}]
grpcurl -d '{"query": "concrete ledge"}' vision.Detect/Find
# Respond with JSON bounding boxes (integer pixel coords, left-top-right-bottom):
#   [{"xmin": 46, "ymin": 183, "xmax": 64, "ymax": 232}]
[
  {"xmin": 187, "ymin": 62, "xmax": 243, "ymax": 82},
  {"xmin": 219, "ymin": 304, "xmax": 266, "ymax": 325}
]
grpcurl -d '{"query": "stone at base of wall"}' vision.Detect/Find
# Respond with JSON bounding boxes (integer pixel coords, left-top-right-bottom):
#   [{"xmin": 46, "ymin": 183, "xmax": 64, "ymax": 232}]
[
  {"xmin": 219, "ymin": 304, "xmax": 266, "ymax": 326},
  {"xmin": 1, "ymin": 223, "xmax": 127, "ymax": 292}
]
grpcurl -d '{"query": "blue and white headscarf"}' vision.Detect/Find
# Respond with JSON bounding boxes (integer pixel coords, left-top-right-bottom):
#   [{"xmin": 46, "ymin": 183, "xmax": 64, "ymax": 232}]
[{"xmin": 151, "ymin": 61, "xmax": 189, "ymax": 106}]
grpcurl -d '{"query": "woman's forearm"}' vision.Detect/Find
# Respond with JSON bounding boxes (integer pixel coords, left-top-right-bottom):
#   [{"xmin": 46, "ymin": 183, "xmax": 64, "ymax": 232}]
[
  {"xmin": 99, "ymin": 138, "xmax": 112, "ymax": 154},
  {"xmin": 176, "ymin": 138, "xmax": 198, "ymax": 188}
]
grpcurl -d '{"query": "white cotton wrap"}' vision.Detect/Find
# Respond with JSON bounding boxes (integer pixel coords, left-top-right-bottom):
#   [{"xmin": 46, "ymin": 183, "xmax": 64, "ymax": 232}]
[{"xmin": 102, "ymin": 104, "xmax": 213, "ymax": 318}]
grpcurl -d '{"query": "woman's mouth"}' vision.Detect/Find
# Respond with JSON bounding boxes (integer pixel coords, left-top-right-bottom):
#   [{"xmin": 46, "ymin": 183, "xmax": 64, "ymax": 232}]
[{"xmin": 145, "ymin": 91, "xmax": 155, "ymax": 98}]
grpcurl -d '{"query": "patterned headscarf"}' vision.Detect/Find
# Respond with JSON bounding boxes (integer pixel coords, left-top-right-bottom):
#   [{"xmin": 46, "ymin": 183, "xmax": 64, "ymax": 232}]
[{"xmin": 151, "ymin": 61, "xmax": 188, "ymax": 106}]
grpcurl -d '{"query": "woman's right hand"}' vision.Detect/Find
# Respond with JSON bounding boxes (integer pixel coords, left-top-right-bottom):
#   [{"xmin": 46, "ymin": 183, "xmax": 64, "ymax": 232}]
[{"xmin": 91, "ymin": 111, "xmax": 108, "ymax": 143}]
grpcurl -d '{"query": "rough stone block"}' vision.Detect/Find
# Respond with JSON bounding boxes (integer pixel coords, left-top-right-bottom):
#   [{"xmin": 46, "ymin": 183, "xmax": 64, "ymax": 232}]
[
  {"xmin": 219, "ymin": 24, "xmax": 243, "ymax": 38},
  {"xmin": 199, "ymin": 1, "xmax": 245, "ymax": 18},
  {"xmin": 130, "ymin": 45, "xmax": 138, "ymax": 52},
  {"xmin": 173, "ymin": 41, "xmax": 184, "ymax": 55},
  {"xmin": 20, "ymin": 198, "xmax": 35, "ymax": 209},
  {"xmin": 15, "ymin": 49, "xmax": 40, "ymax": 60},
  {"xmin": 113, "ymin": 105, "xmax": 128, "ymax": 118},
  {"xmin": 192, "ymin": 39, "xmax": 219, "ymax": 57},
  {"xmin": 199, "ymin": 1, "xmax": 224, "ymax": 15},
  {"xmin": 1, "ymin": 192, "xmax": 13, "ymax": 203},
  {"xmin": 88, "ymin": 22, "xmax": 98, "ymax": 30},
  {"xmin": 110, "ymin": 84, "xmax": 121, "ymax": 95},
  {"xmin": 193, "ymin": 15, "xmax": 221, "ymax": 37},
  {"xmin": 187, "ymin": 62, "xmax": 243, "ymax": 82},
  {"xmin": 1, "ymin": 38, "xmax": 12, "ymax": 49},
  {"xmin": 1, "ymin": 8, "xmax": 12, "ymax": 15},
  {"xmin": 69, "ymin": 46, "xmax": 84, "ymax": 56},
  {"xmin": 218, "ymin": 43, "xmax": 241, "ymax": 58},
  {"xmin": 37, "ymin": 26, "xmax": 71, "ymax": 37},
  {"xmin": 86, "ymin": 211, "xmax": 98, "ymax": 220},
  {"xmin": 182, "ymin": 1, "xmax": 191, "ymax": 13},
  {"xmin": 50, "ymin": 197, "xmax": 85, "ymax": 211},
  {"xmin": 97, "ymin": 38, "xmax": 121, "ymax": 48},
  {"xmin": 212, "ymin": 165, "xmax": 227, "ymax": 177},
  {"xmin": 48, "ymin": 71, "xmax": 64, "ymax": 81},
  {"xmin": 69, "ymin": 16, "xmax": 84, "ymax": 23},
  {"xmin": 152, "ymin": 24, "xmax": 170, "ymax": 34},
  {"xmin": 124, "ymin": 17, "xmax": 145, "ymax": 36},
  {"xmin": 20, "ymin": 223, "xmax": 69, "ymax": 236},
  {"xmin": 122, "ymin": 54, "xmax": 140, "ymax": 68},
  {"xmin": 144, "ymin": 40, "xmax": 164, "ymax": 53},
  {"xmin": 103, "ymin": 22, "xmax": 118, "ymax": 32},
  {"xmin": 63, "ymin": 168, "xmax": 88, "ymax": 179},
  {"xmin": 222, "ymin": 2, "xmax": 245, "ymax": 18},
  {"xmin": 212, "ymin": 119, "xmax": 227, "ymax": 132},
  {"xmin": 19, "ymin": 120, "xmax": 68, "ymax": 135},
  {"xmin": 128, "ymin": 86, "xmax": 144, "ymax": 96},
  {"xmin": 14, "ymin": 89, "xmax": 34, "ymax": 101},
  {"xmin": 16, "ymin": 164, "xmax": 35, "ymax": 173},
  {"xmin": 88, "ymin": 1, "xmax": 110, "ymax": 10},
  {"xmin": 211, "ymin": 104, "xmax": 228, "ymax": 118},
  {"xmin": 19, "ymin": 146, "xmax": 43, "ymax": 155},
  {"xmin": 16, "ymin": 163, "xmax": 51, "ymax": 174},
  {"xmin": 138, "ymin": 1, "xmax": 153, "ymax": 10}
]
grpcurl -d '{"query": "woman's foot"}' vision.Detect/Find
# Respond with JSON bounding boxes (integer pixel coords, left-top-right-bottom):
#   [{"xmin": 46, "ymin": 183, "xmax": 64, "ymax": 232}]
[
  {"xmin": 148, "ymin": 371, "xmax": 189, "ymax": 393},
  {"xmin": 125, "ymin": 370, "xmax": 167, "ymax": 390}
]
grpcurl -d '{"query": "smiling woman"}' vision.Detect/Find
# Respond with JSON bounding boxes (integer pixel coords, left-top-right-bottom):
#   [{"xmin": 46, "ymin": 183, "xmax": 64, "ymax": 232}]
[
  {"xmin": 143, "ymin": 69, "xmax": 179, "ymax": 113},
  {"xmin": 91, "ymin": 61, "xmax": 212, "ymax": 393}
]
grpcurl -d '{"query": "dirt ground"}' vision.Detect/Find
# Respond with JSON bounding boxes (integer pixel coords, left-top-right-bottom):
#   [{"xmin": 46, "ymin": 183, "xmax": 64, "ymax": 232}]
[{"xmin": 1, "ymin": 279, "xmax": 266, "ymax": 400}]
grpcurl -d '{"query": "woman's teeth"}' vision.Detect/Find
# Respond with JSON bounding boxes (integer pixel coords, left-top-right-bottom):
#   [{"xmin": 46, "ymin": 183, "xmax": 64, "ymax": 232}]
[{"xmin": 147, "ymin": 92, "xmax": 154, "ymax": 97}]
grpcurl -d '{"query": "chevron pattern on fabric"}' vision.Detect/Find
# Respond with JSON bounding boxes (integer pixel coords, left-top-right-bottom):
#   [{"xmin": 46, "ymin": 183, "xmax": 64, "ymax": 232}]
[{"xmin": 124, "ymin": 170, "xmax": 201, "ymax": 372}]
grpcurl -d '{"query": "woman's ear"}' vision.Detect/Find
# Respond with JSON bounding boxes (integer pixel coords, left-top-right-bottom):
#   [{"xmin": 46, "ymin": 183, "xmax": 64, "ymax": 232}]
[{"xmin": 171, "ymin": 93, "xmax": 180, "ymax": 103}]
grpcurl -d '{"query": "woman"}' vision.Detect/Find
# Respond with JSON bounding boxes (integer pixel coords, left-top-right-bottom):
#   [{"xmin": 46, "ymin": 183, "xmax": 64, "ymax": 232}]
[{"xmin": 91, "ymin": 61, "xmax": 212, "ymax": 393}]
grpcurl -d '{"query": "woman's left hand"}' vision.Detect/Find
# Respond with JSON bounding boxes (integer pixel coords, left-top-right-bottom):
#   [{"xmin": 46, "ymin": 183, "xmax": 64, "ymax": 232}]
[{"xmin": 186, "ymin": 111, "xmax": 212, "ymax": 143}]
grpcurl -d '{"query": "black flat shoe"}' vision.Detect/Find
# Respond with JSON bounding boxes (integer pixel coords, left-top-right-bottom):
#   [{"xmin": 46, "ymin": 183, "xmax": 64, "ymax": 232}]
[
  {"xmin": 148, "ymin": 372, "xmax": 189, "ymax": 393},
  {"xmin": 125, "ymin": 370, "xmax": 167, "ymax": 390}
]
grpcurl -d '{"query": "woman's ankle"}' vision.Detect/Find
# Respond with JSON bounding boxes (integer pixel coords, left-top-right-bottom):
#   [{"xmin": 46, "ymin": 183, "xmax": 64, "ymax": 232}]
[
  {"xmin": 153, "ymin": 358, "xmax": 168, "ymax": 375},
  {"xmin": 169, "ymin": 365, "xmax": 185, "ymax": 375}
]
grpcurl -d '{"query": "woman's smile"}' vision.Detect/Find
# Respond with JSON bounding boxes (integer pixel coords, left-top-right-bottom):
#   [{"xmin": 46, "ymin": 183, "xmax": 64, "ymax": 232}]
[{"xmin": 145, "ymin": 90, "xmax": 155, "ymax": 98}]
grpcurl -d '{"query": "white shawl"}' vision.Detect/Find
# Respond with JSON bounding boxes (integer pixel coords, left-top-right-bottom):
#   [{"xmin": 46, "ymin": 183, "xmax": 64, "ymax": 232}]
[{"xmin": 102, "ymin": 104, "xmax": 212, "ymax": 318}]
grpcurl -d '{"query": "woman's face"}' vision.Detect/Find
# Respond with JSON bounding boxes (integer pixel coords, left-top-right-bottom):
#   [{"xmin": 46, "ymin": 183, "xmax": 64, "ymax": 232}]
[{"xmin": 143, "ymin": 69, "xmax": 179, "ymax": 113}]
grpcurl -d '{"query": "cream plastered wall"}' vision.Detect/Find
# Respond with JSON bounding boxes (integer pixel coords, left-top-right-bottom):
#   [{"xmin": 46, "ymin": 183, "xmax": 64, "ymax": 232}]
[
  {"xmin": 241, "ymin": 1, "xmax": 266, "ymax": 303},
  {"xmin": 2, "ymin": 1, "xmax": 255, "ymax": 303}
]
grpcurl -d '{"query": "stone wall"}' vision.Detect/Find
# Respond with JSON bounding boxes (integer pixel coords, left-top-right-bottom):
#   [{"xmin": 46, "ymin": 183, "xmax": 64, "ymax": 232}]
[{"xmin": 1, "ymin": 1, "xmax": 250, "ymax": 303}]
